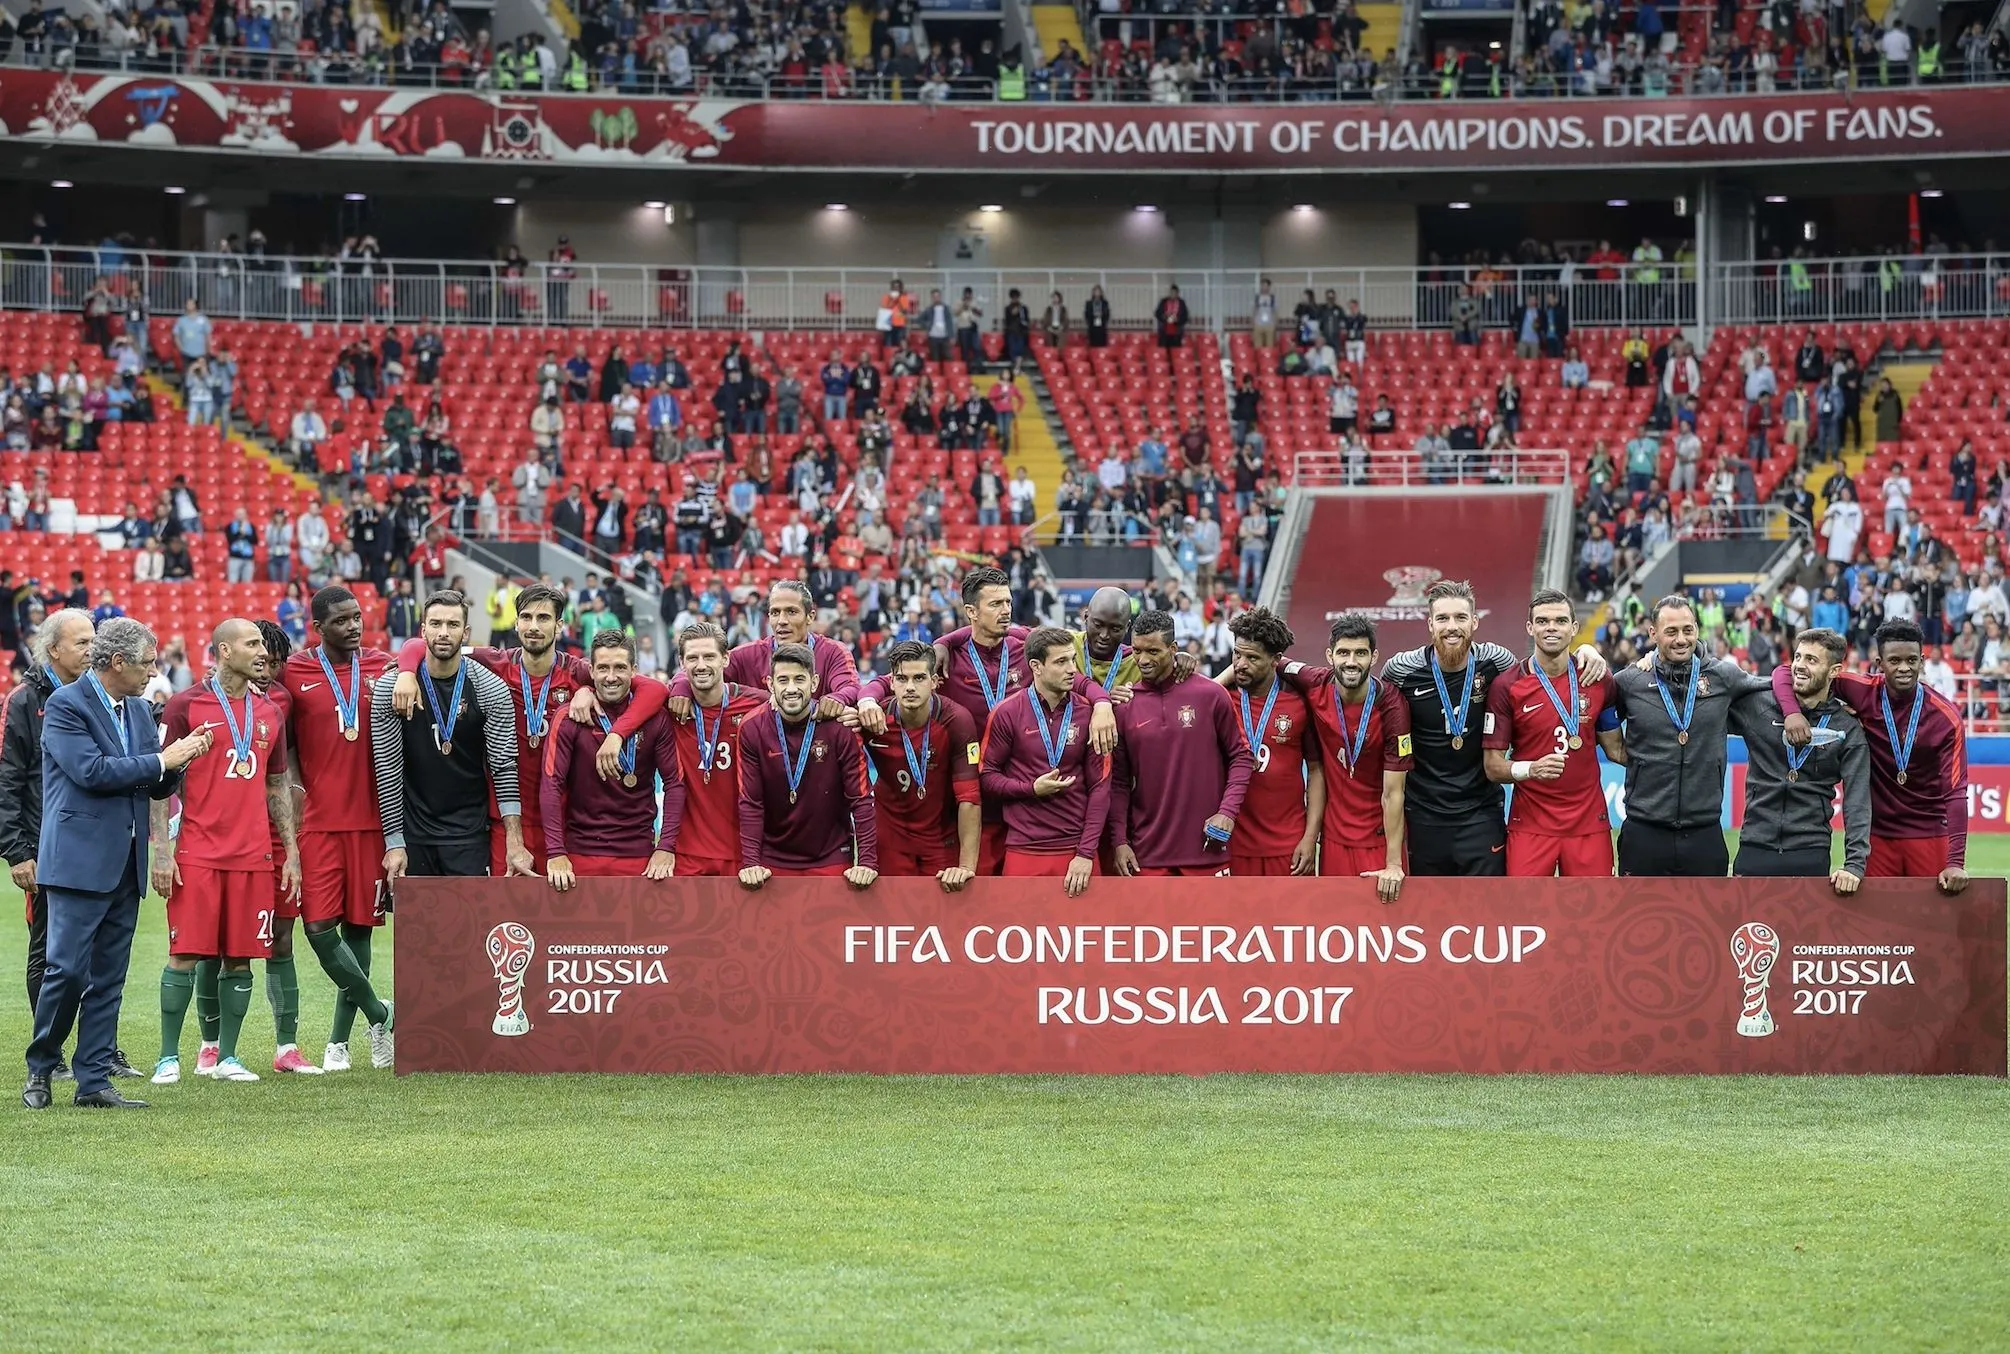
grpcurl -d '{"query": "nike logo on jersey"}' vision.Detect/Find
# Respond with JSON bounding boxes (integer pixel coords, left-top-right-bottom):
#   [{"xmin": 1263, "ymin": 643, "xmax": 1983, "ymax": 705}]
[
  {"xmin": 1522, "ymin": 702, "xmax": 1544, "ymax": 713},
  {"xmin": 299, "ymin": 682, "xmax": 322, "ymax": 691}
]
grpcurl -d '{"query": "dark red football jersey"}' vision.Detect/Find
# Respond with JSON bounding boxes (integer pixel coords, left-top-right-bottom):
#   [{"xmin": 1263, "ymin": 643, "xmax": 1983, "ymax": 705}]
[{"xmin": 1483, "ymin": 658, "xmax": 1619, "ymax": 837}]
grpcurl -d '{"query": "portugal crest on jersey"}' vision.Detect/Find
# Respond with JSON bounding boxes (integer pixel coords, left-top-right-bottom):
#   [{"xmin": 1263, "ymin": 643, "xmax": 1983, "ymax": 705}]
[{"xmin": 1178, "ymin": 705, "xmax": 1196, "ymax": 728}]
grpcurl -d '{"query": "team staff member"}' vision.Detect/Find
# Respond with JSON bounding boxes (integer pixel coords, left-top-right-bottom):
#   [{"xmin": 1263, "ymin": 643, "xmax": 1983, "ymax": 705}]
[
  {"xmin": 736, "ymin": 643, "xmax": 879, "ymax": 886},
  {"xmin": 852, "ymin": 568, "xmax": 1116, "ymax": 873},
  {"xmin": 668, "ymin": 581, "xmax": 860, "ymax": 718},
  {"xmin": 658, "ymin": 623, "xmax": 768, "ymax": 876},
  {"xmin": 372, "ymin": 590, "xmax": 530, "ymax": 880},
  {"xmin": 1075, "ymin": 585, "xmax": 1143, "ymax": 693},
  {"xmin": 862, "ymin": 641, "xmax": 980, "ymax": 890},
  {"xmin": 1273, "ymin": 613, "xmax": 1411, "ymax": 900},
  {"xmin": 1110, "ymin": 610, "xmax": 1254, "ymax": 877},
  {"xmin": 1733, "ymin": 627, "xmax": 1869, "ymax": 888},
  {"xmin": 25, "ymin": 619, "xmax": 208, "ymax": 1111},
  {"xmin": 1612, "ymin": 594, "xmax": 1769, "ymax": 876},
  {"xmin": 980, "ymin": 626, "xmax": 1111, "ymax": 896},
  {"xmin": 151, "ymin": 618, "xmax": 299, "ymax": 1085},
  {"xmin": 1775, "ymin": 619, "xmax": 1969, "ymax": 891},
  {"xmin": 1483, "ymin": 590, "xmax": 1625, "ymax": 877},
  {"xmin": 1223, "ymin": 608, "xmax": 1323, "ymax": 877},
  {"xmin": 542, "ymin": 632, "xmax": 683, "ymax": 887},
  {"xmin": 279, "ymin": 585, "xmax": 395, "ymax": 1074},
  {"xmin": 1, "ymin": 608, "xmax": 119, "ymax": 1080}
]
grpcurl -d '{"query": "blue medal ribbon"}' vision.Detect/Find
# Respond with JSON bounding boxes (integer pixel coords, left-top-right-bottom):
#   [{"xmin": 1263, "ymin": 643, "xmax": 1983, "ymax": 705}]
[
  {"xmin": 1239, "ymin": 679, "xmax": 1280, "ymax": 753},
  {"xmin": 1085, "ymin": 642, "xmax": 1128, "ymax": 692},
  {"xmin": 1880, "ymin": 684, "xmax": 1925, "ymax": 783},
  {"xmin": 595, "ymin": 710, "xmax": 640, "ymax": 782},
  {"xmin": 1784, "ymin": 713, "xmax": 1832, "ymax": 780},
  {"xmin": 43, "ymin": 664, "xmax": 67, "ymax": 689},
  {"xmin": 423, "ymin": 659, "xmax": 468, "ymax": 754},
  {"xmin": 519, "ymin": 661, "xmax": 555, "ymax": 741},
  {"xmin": 1333, "ymin": 677, "xmax": 1377, "ymax": 775},
  {"xmin": 1653, "ymin": 656, "xmax": 1700, "ymax": 743},
  {"xmin": 899, "ymin": 699, "xmax": 933, "ymax": 798},
  {"xmin": 85, "ymin": 671, "xmax": 129, "ymax": 755},
  {"xmin": 209, "ymin": 676, "xmax": 256, "ymax": 772},
  {"xmin": 1532, "ymin": 657, "xmax": 1582, "ymax": 745},
  {"xmin": 776, "ymin": 711, "xmax": 816, "ymax": 804},
  {"xmin": 968, "ymin": 638, "xmax": 1009, "ymax": 711},
  {"xmin": 1429, "ymin": 649, "xmax": 1475, "ymax": 744},
  {"xmin": 314, "ymin": 645, "xmax": 361, "ymax": 735},
  {"xmin": 694, "ymin": 691, "xmax": 726, "ymax": 777},
  {"xmin": 1032, "ymin": 693, "xmax": 1074, "ymax": 770}
]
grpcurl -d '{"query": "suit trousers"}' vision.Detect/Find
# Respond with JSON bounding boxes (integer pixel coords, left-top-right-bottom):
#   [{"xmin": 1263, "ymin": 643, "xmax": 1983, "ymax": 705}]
[{"xmin": 27, "ymin": 856, "xmax": 141, "ymax": 1096}]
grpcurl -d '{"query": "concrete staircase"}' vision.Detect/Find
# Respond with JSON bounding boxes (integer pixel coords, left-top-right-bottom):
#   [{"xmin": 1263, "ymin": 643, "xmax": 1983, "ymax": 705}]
[
  {"xmin": 976, "ymin": 370, "xmax": 1066, "ymax": 541},
  {"xmin": 148, "ymin": 373, "xmax": 323, "ymax": 498},
  {"xmin": 1031, "ymin": 3, "xmax": 1089, "ymax": 61},
  {"xmin": 847, "ymin": 1, "xmax": 874, "ymax": 59},
  {"xmin": 1803, "ymin": 356, "xmax": 1936, "ymax": 503},
  {"xmin": 1356, "ymin": 2, "xmax": 1403, "ymax": 58}
]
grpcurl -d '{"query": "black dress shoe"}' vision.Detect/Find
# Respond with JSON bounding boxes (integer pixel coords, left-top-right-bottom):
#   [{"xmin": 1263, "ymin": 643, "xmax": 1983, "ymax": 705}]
[
  {"xmin": 22, "ymin": 1074, "xmax": 51, "ymax": 1110},
  {"xmin": 73, "ymin": 1087, "xmax": 149, "ymax": 1109},
  {"xmin": 50, "ymin": 1058, "xmax": 74, "ymax": 1082},
  {"xmin": 108, "ymin": 1049, "xmax": 143, "ymax": 1079}
]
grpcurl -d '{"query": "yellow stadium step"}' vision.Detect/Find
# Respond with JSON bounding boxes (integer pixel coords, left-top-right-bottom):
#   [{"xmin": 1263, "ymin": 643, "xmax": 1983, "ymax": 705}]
[
  {"xmin": 1354, "ymin": 2, "xmax": 1402, "ymax": 60},
  {"xmin": 847, "ymin": 1, "xmax": 874, "ymax": 61},
  {"xmin": 544, "ymin": 0, "xmax": 581, "ymax": 40},
  {"xmin": 974, "ymin": 372, "xmax": 1064, "ymax": 540},
  {"xmin": 146, "ymin": 374, "xmax": 322, "ymax": 497},
  {"xmin": 1031, "ymin": 4, "xmax": 1088, "ymax": 63}
]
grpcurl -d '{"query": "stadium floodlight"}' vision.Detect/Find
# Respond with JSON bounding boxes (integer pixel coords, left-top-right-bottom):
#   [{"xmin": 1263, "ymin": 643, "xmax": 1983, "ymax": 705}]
[
  {"xmin": 1606, "ymin": 198, "xmax": 1628, "ymax": 207},
  {"xmin": 644, "ymin": 200, "xmax": 667, "ymax": 210},
  {"xmin": 1447, "ymin": 201, "xmax": 1471, "ymax": 210},
  {"xmin": 1135, "ymin": 204, "xmax": 1160, "ymax": 213},
  {"xmin": 164, "ymin": 185, "xmax": 186, "ymax": 195},
  {"xmin": 344, "ymin": 192, "xmax": 367, "ymax": 201},
  {"xmin": 51, "ymin": 179, "xmax": 73, "ymax": 189},
  {"xmin": 1920, "ymin": 189, "xmax": 1944, "ymax": 199},
  {"xmin": 825, "ymin": 203, "xmax": 849, "ymax": 211},
  {"xmin": 1292, "ymin": 204, "xmax": 1316, "ymax": 213},
  {"xmin": 1764, "ymin": 195, "xmax": 1788, "ymax": 204},
  {"xmin": 493, "ymin": 196, "xmax": 517, "ymax": 205},
  {"xmin": 979, "ymin": 204, "xmax": 1003, "ymax": 213}
]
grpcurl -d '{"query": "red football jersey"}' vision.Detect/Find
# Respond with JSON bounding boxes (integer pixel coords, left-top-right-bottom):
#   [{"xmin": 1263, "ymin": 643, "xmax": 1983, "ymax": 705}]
[
  {"xmin": 1285, "ymin": 665, "xmax": 1414, "ymax": 850},
  {"xmin": 281, "ymin": 646, "xmax": 393, "ymax": 834},
  {"xmin": 1482, "ymin": 658, "xmax": 1618, "ymax": 837},
  {"xmin": 668, "ymin": 684, "xmax": 770, "ymax": 863},
  {"xmin": 864, "ymin": 698, "xmax": 982, "ymax": 857},
  {"xmin": 163, "ymin": 682, "xmax": 290, "ymax": 869},
  {"xmin": 1228, "ymin": 678, "xmax": 1317, "ymax": 856}
]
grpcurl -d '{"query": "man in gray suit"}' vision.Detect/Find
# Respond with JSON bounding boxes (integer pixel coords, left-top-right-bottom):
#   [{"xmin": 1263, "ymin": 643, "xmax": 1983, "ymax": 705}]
[{"xmin": 24, "ymin": 619, "xmax": 212, "ymax": 1109}]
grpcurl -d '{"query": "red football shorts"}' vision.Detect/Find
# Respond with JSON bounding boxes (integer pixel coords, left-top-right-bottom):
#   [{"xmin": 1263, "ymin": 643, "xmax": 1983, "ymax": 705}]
[
  {"xmin": 1321, "ymin": 842, "xmax": 1395, "ymax": 878},
  {"xmin": 300, "ymin": 829, "xmax": 387, "ymax": 928},
  {"xmin": 768, "ymin": 864, "xmax": 850, "ymax": 878},
  {"xmin": 1508, "ymin": 829, "xmax": 1614, "ymax": 878},
  {"xmin": 675, "ymin": 854, "xmax": 740, "ymax": 877},
  {"xmin": 168, "ymin": 865, "xmax": 275, "ymax": 960},
  {"xmin": 568, "ymin": 854, "xmax": 654, "ymax": 878},
  {"xmin": 978, "ymin": 821, "xmax": 1010, "ymax": 875},
  {"xmin": 491, "ymin": 822, "xmax": 549, "ymax": 878},
  {"xmin": 1229, "ymin": 853, "xmax": 1296, "ymax": 877},
  {"xmin": 880, "ymin": 843, "xmax": 960, "ymax": 877},
  {"xmin": 1003, "ymin": 850, "xmax": 1091, "ymax": 878},
  {"xmin": 1867, "ymin": 835, "xmax": 1950, "ymax": 878},
  {"xmin": 1128, "ymin": 865, "xmax": 1229, "ymax": 878}
]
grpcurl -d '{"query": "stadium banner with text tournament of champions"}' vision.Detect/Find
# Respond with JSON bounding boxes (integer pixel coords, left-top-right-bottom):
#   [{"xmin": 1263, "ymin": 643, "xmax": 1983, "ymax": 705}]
[{"xmin": 394, "ymin": 878, "xmax": 2005, "ymax": 1076}]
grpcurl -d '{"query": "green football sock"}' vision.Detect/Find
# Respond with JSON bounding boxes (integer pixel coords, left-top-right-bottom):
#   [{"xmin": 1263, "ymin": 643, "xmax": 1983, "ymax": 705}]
[
  {"xmin": 217, "ymin": 970, "xmax": 255, "ymax": 1062},
  {"xmin": 307, "ymin": 925, "xmax": 388, "ymax": 1039},
  {"xmin": 159, "ymin": 968, "xmax": 195, "ymax": 1063},
  {"xmin": 265, "ymin": 957, "xmax": 300, "ymax": 1048},
  {"xmin": 193, "ymin": 958, "xmax": 221, "ymax": 1043}
]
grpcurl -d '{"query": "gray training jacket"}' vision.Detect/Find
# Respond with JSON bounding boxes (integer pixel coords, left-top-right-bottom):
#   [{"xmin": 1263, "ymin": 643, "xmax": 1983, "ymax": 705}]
[
  {"xmin": 1614, "ymin": 656, "xmax": 1771, "ymax": 831},
  {"xmin": 1730, "ymin": 689, "xmax": 1871, "ymax": 876}
]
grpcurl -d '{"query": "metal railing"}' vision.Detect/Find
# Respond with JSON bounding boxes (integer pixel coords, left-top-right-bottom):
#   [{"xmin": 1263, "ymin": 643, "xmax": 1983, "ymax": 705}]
[
  {"xmin": 1952, "ymin": 672, "xmax": 2010, "ymax": 736},
  {"xmin": 1291, "ymin": 447, "xmax": 1571, "ymax": 488},
  {"xmin": 0, "ymin": 247, "xmax": 1696, "ymax": 336},
  {"xmin": 1713, "ymin": 255, "xmax": 2010, "ymax": 327}
]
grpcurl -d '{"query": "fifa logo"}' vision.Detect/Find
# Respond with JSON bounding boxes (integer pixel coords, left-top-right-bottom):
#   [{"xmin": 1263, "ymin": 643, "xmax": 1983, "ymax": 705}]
[
  {"xmin": 1383, "ymin": 565, "xmax": 1443, "ymax": 607},
  {"xmin": 1729, "ymin": 921, "xmax": 1780, "ymax": 1038},
  {"xmin": 486, "ymin": 922, "xmax": 535, "ymax": 1037}
]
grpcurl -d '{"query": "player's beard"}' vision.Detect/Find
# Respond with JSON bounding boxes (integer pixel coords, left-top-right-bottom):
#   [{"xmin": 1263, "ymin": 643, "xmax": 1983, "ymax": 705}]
[{"xmin": 520, "ymin": 631, "xmax": 555, "ymax": 659}]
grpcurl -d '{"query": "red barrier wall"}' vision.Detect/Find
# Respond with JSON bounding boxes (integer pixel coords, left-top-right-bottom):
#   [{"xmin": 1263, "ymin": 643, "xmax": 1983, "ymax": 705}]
[
  {"xmin": 393, "ymin": 877, "xmax": 2005, "ymax": 1076},
  {"xmin": 1281, "ymin": 494, "xmax": 1551, "ymax": 660}
]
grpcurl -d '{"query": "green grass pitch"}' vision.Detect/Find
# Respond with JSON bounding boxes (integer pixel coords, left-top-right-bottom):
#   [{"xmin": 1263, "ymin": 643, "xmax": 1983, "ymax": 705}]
[{"xmin": 1, "ymin": 837, "xmax": 2006, "ymax": 1352}]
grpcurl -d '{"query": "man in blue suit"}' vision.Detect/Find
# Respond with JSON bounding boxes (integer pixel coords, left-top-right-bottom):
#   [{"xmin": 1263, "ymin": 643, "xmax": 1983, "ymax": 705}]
[{"xmin": 24, "ymin": 618, "xmax": 213, "ymax": 1109}]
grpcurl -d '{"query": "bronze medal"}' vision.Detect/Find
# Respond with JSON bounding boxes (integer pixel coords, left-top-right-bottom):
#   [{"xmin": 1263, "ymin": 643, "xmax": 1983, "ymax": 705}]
[
  {"xmin": 343, "ymin": 726, "xmax": 359, "ymax": 742},
  {"xmin": 1896, "ymin": 771, "xmax": 1907, "ymax": 785},
  {"xmin": 1450, "ymin": 735, "xmax": 1464, "ymax": 750},
  {"xmin": 1787, "ymin": 770, "xmax": 1799, "ymax": 783},
  {"xmin": 440, "ymin": 740, "xmax": 453, "ymax": 756},
  {"xmin": 789, "ymin": 790, "xmax": 797, "ymax": 805},
  {"xmin": 1568, "ymin": 735, "xmax": 1583, "ymax": 750},
  {"xmin": 528, "ymin": 731, "xmax": 542, "ymax": 748},
  {"xmin": 623, "ymin": 772, "xmax": 638, "ymax": 788},
  {"xmin": 1677, "ymin": 731, "xmax": 1688, "ymax": 746}
]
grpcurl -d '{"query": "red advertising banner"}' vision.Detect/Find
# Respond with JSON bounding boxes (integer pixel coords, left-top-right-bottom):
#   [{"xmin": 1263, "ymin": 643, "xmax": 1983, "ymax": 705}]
[
  {"xmin": 1279, "ymin": 493, "xmax": 1549, "ymax": 660},
  {"xmin": 0, "ymin": 71, "xmax": 2001, "ymax": 173},
  {"xmin": 393, "ymin": 877, "xmax": 2005, "ymax": 1076}
]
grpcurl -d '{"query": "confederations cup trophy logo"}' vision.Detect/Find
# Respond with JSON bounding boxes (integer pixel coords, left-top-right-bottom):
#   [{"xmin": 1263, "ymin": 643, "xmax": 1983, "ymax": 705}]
[
  {"xmin": 486, "ymin": 922, "xmax": 535, "ymax": 1037},
  {"xmin": 1383, "ymin": 565, "xmax": 1442, "ymax": 608},
  {"xmin": 1729, "ymin": 921, "xmax": 1781, "ymax": 1038}
]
